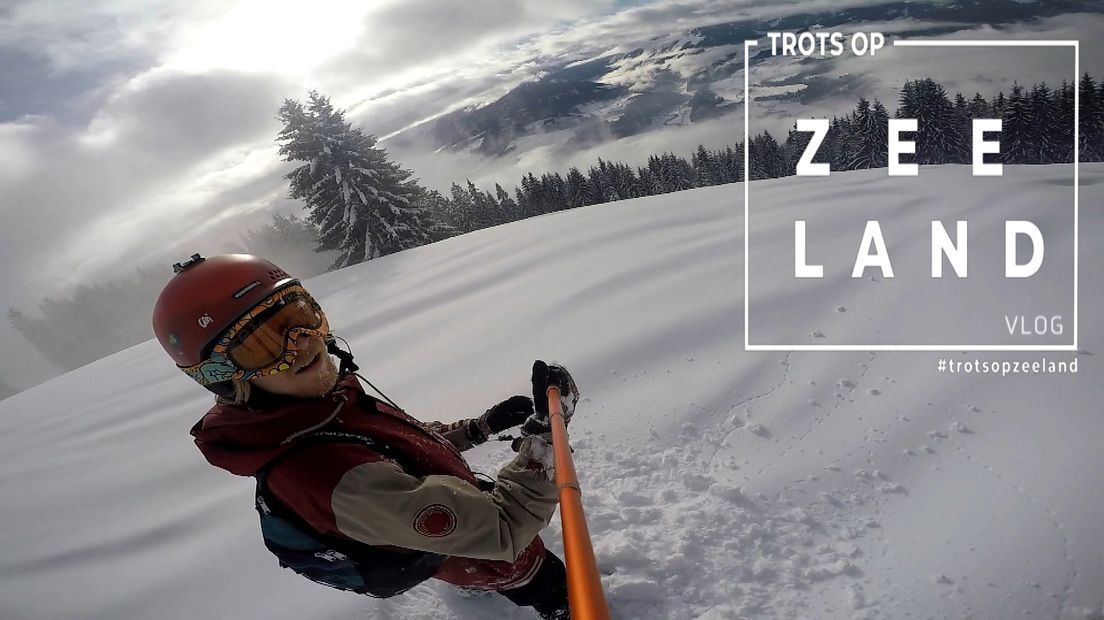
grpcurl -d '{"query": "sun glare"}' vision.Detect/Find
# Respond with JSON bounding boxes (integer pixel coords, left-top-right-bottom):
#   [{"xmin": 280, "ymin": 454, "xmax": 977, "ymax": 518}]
[{"xmin": 167, "ymin": 0, "xmax": 369, "ymax": 74}]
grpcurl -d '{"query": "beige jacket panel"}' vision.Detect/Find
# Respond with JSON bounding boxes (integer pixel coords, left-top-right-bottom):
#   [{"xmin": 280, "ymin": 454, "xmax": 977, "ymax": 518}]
[
  {"xmin": 330, "ymin": 438, "xmax": 557, "ymax": 562},
  {"xmin": 428, "ymin": 419, "xmax": 477, "ymax": 452}
]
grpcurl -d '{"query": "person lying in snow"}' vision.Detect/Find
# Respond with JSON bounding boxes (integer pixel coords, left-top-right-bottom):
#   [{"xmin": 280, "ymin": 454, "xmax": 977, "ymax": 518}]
[{"xmin": 152, "ymin": 253, "xmax": 578, "ymax": 619}]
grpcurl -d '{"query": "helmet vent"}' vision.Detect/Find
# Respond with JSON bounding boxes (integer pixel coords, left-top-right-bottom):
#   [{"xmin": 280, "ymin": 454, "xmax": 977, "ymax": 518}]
[{"xmin": 269, "ymin": 268, "xmax": 288, "ymax": 281}]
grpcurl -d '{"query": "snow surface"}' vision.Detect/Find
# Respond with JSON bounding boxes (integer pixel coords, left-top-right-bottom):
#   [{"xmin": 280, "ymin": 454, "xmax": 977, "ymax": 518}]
[{"xmin": 1, "ymin": 165, "xmax": 1102, "ymax": 619}]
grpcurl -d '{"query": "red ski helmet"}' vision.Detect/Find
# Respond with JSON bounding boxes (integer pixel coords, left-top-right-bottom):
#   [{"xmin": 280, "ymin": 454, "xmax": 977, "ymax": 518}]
[{"xmin": 152, "ymin": 254, "xmax": 299, "ymax": 368}]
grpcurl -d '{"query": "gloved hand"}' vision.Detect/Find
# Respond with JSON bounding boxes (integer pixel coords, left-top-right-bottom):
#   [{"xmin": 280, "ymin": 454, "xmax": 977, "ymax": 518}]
[
  {"xmin": 521, "ymin": 360, "xmax": 579, "ymax": 438},
  {"xmin": 466, "ymin": 395, "xmax": 533, "ymax": 445}
]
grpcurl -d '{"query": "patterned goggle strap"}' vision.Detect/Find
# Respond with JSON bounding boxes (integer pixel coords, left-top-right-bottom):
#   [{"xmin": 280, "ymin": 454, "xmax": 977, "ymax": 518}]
[{"xmin": 182, "ymin": 285, "xmax": 329, "ymax": 386}]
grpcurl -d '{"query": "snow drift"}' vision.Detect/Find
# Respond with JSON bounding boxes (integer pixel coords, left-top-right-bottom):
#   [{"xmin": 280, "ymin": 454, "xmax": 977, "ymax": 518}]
[{"xmin": 0, "ymin": 165, "xmax": 1101, "ymax": 619}]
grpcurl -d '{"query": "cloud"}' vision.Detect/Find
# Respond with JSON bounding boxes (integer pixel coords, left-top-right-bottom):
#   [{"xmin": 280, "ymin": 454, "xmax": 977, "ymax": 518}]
[
  {"xmin": 0, "ymin": 0, "xmax": 201, "ymax": 71},
  {"xmin": 392, "ymin": 113, "xmax": 745, "ymax": 195},
  {"xmin": 84, "ymin": 69, "xmax": 290, "ymax": 165},
  {"xmin": 745, "ymin": 14, "xmax": 1104, "ymax": 138},
  {"xmin": 0, "ymin": 68, "xmax": 293, "ymax": 298},
  {"xmin": 320, "ymin": 0, "xmax": 611, "ymax": 89},
  {"xmin": 2, "ymin": 0, "xmax": 1103, "ymax": 391}
]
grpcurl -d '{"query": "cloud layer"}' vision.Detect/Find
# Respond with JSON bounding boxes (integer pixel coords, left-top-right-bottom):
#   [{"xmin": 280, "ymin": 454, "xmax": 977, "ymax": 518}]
[{"xmin": 1, "ymin": 1, "xmax": 1102, "ymax": 388}]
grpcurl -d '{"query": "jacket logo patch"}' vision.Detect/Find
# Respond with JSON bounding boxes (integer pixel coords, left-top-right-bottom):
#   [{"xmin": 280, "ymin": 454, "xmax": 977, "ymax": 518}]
[{"xmin": 413, "ymin": 504, "xmax": 457, "ymax": 538}]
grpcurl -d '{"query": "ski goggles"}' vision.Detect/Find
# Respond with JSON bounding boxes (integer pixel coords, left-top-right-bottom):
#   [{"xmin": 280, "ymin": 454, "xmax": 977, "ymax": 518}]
[{"xmin": 182, "ymin": 284, "xmax": 329, "ymax": 386}]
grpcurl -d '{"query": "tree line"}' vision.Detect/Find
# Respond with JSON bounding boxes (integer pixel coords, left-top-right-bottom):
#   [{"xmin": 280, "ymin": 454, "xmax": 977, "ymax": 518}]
[
  {"xmin": 8, "ymin": 73, "xmax": 1102, "ymax": 390},
  {"xmin": 435, "ymin": 74, "xmax": 1101, "ymax": 232},
  {"xmin": 7, "ymin": 214, "xmax": 331, "ymax": 375}
]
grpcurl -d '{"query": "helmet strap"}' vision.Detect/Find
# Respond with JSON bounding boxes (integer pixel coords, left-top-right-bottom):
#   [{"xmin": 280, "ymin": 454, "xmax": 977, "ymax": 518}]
[
  {"xmin": 325, "ymin": 333, "xmax": 360, "ymax": 376},
  {"xmin": 206, "ymin": 380, "xmax": 236, "ymax": 399},
  {"xmin": 324, "ymin": 334, "xmax": 404, "ymax": 412}
]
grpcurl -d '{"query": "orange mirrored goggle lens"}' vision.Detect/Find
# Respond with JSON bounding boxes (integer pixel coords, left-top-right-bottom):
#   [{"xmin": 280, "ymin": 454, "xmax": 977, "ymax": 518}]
[{"xmin": 225, "ymin": 291, "xmax": 327, "ymax": 371}]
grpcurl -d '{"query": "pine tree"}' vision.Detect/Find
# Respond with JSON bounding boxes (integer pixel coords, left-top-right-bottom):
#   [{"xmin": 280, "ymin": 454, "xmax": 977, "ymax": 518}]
[
  {"xmin": 969, "ymin": 93, "xmax": 991, "ymax": 119},
  {"xmin": 277, "ymin": 92, "xmax": 433, "ymax": 268},
  {"xmin": 826, "ymin": 116, "xmax": 849, "ymax": 170},
  {"xmin": 781, "ymin": 123, "xmax": 811, "ymax": 175},
  {"xmin": 636, "ymin": 166, "xmax": 659, "ymax": 195},
  {"xmin": 9, "ymin": 267, "xmax": 171, "ymax": 372},
  {"xmin": 845, "ymin": 97, "xmax": 888, "ymax": 169},
  {"xmin": 730, "ymin": 142, "xmax": 745, "ymax": 183},
  {"xmin": 1028, "ymin": 83, "xmax": 1056, "ymax": 164},
  {"xmin": 514, "ymin": 186, "xmax": 532, "ymax": 219},
  {"xmin": 519, "ymin": 173, "xmax": 543, "ymax": 217},
  {"xmin": 1098, "ymin": 80, "xmax": 1104, "ymax": 160},
  {"xmin": 692, "ymin": 145, "xmax": 718, "ymax": 187},
  {"xmin": 235, "ymin": 213, "xmax": 337, "ymax": 278},
  {"xmin": 610, "ymin": 163, "xmax": 638, "ymax": 200},
  {"xmin": 749, "ymin": 132, "xmax": 784, "ymax": 180},
  {"xmin": 952, "ymin": 92, "xmax": 971, "ymax": 164},
  {"xmin": 564, "ymin": 167, "xmax": 587, "ymax": 208},
  {"xmin": 1079, "ymin": 74, "xmax": 1103, "ymax": 161},
  {"xmin": 495, "ymin": 184, "xmax": 519, "ymax": 220},
  {"xmin": 646, "ymin": 155, "xmax": 668, "ymax": 193},
  {"xmin": 667, "ymin": 153, "xmax": 695, "ymax": 190},
  {"xmin": 467, "ymin": 180, "xmax": 502, "ymax": 229},
  {"xmin": 992, "ymin": 91, "xmax": 1006, "ymax": 117},
  {"xmin": 897, "ymin": 78, "xmax": 962, "ymax": 164},
  {"xmin": 449, "ymin": 182, "xmax": 477, "ymax": 233},
  {"xmin": 870, "ymin": 100, "xmax": 890, "ymax": 167},
  {"xmin": 420, "ymin": 189, "xmax": 460, "ymax": 240},
  {"xmin": 1001, "ymin": 83, "xmax": 1032, "ymax": 163},
  {"xmin": 590, "ymin": 158, "xmax": 619, "ymax": 201},
  {"xmin": 1054, "ymin": 81, "xmax": 1075, "ymax": 163},
  {"xmin": 541, "ymin": 172, "xmax": 568, "ymax": 210}
]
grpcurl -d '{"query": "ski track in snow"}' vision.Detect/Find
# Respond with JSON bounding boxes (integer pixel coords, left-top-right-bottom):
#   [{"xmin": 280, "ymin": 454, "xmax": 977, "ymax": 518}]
[
  {"xmin": 566, "ymin": 425, "xmax": 875, "ymax": 618},
  {"xmin": 951, "ymin": 442, "xmax": 1078, "ymax": 618},
  {"xmin": 754, "ymin": 344, "xmax": 878, "ymax": 481},
  {"xmin": 647, "ymin": 315, "xmax": 1081, "ymax": 619},
  {"xmin": 702, "ymin": 351, "xmax": 793, "ymax": 471}
]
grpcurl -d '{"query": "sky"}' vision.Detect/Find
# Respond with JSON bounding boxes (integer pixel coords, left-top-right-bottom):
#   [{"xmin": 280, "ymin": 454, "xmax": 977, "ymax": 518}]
[{"xmin": 0, "ymin": 0, "xmax": 1101, "ymax": 389}]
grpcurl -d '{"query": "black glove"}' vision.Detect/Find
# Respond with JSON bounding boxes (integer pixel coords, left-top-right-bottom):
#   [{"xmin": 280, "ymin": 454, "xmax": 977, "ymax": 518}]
[
  {"xmin": 466, "ymin": 395, "xmax": 533, "ymax": 445},
  {"xmin": 522, "ymin": 360, "xmax": 580, "ymax": 437}
]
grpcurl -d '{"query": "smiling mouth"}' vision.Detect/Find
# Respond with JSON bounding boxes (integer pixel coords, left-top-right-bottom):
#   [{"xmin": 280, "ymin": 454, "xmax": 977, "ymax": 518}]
[{"xmin": 294, "ymin": 352, "xmax": 322, "ymax": 375}]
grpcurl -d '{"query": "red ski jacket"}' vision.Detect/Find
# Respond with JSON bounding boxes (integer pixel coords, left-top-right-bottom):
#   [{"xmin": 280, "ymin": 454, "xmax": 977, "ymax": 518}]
[{"xmin": 190, "ymin": 372, "xmax": 557, "ymax": 590}]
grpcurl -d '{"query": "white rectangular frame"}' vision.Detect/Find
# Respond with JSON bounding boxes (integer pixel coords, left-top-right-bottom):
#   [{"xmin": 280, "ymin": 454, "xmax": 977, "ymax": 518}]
[{"xmin": 743, "ymin": 38, "xmax": 1080, "ymax": 352}]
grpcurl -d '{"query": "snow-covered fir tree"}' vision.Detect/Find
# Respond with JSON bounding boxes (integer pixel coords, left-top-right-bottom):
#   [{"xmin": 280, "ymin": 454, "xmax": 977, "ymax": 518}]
[
  {"xmin": 1054, "ymin": 81, "xmax": 1075, "ymax": 163},
  {"xmin": 235, "ymin": 213, "xmax": 337, "ymax": 279},
  {"xmin": 968, "ymin": 93, "xmax": 991, "ymax": 118},
  {"xmin": 565, "ymin": 167, "xmax": 588, "ymax": 209},
  {"xmin": 1079, "ymin": 74, "xmax": 1103, "ymax": 161},
  {"xmin": 1001, "ymin": 83, "xmax": 1033, "ymax": 164},
  {"xmin": 466, "ymin": 180, "xmax": 502, "ymax": 230},
  {"xmin": 692, "ymin": 145, "xmax": 718, "ymax": 187},
  {"xmin": 750, "ymin": 132, "xmax": 784, "ymax": 180},
  {"xmin": 495, "ymin": 184, "xmax": 520, "ymax": 220},
  {"xmin": 781, "ymin": 124, "xmax": 812, "ymax": 176},
  {"xmin": 542, "ymin": 173, "xmax": 568, "ymax": 210},
  {"xmin": 277, "ymin": 92, "xmax": 434, "ymax": 268},
  {"xmin": 1028, "ymin": 83, "xmax": 1056, "ymax": 164},
  {"xmin": 845, "ymin": 97, "xmax": 889, "ymax": 170},
  {"xmin": 448, "ymin": 182, "xmax": 477, "ymax": 233},
  {"xmin": 419, "ymin": 188, "xmax": 460, "ymax": 241},
  {"xmin": 897, "ymin": 78, "xmax": 965, "ymax": 164}
]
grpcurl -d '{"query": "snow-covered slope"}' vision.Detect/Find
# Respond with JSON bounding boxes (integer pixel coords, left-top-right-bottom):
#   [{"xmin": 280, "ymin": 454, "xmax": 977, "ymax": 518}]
[{"xmin": 1, "ymin": 165, "xmax": 1101, "ymax": 619}]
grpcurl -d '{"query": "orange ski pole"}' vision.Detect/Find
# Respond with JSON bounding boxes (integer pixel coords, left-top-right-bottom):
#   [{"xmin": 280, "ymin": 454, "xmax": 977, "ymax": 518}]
[{"xmin": 547, "ymin": 385, "xmax": 611, "ymax": 620}]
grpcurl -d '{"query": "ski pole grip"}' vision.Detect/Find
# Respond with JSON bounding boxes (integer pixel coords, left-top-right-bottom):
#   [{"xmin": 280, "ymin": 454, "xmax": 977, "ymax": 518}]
[{"xmin": 546, "ymin": 385, "xmax": 611, "ymax": 620}]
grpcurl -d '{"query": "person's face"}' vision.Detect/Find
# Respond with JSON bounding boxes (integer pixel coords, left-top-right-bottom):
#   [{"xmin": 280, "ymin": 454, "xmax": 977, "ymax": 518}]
[{"xmin": 249, "ymin": 331, "xmax": 339, "ymax": 398}]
